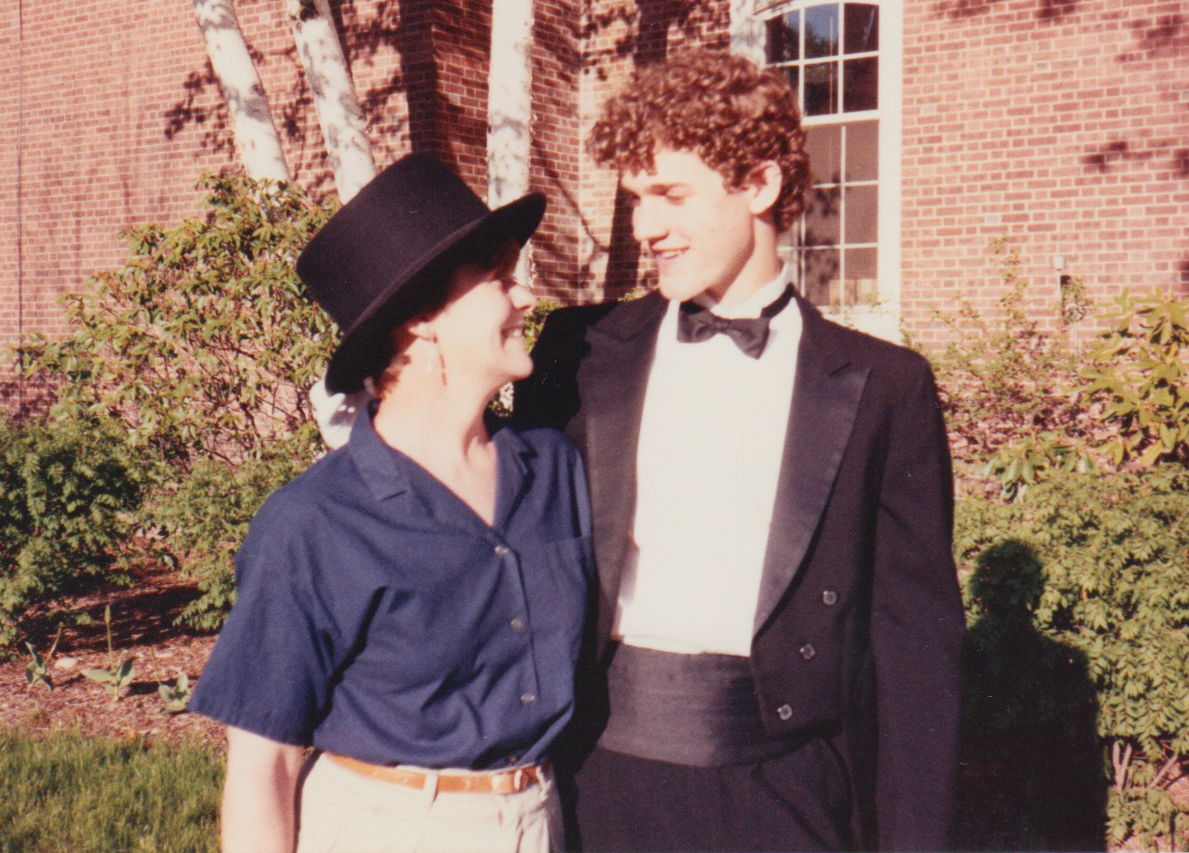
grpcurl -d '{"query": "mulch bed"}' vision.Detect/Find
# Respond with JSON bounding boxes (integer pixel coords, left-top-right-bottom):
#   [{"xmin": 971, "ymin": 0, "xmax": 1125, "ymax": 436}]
[{"xmin": 0, "ymin": 562, "xmax": 223, "ymax": 750}]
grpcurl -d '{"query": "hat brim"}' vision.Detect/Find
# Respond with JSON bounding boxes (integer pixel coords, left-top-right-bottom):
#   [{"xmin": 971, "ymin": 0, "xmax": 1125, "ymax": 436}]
[{"xmin": 323, "ymin": 192, "xmax": 546, "ymax": 395}]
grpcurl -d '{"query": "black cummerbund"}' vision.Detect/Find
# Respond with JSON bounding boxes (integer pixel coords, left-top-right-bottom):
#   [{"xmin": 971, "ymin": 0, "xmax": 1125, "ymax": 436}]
[{"xmin": 597, "ymin": 643, "xmax": 799, "ymax": 767}]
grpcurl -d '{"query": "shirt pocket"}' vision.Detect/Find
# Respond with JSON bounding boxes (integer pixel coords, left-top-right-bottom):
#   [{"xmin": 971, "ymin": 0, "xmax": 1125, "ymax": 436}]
[{"xmin": 525, "ymin": 535, "xmax": 593, "ymax": 645}]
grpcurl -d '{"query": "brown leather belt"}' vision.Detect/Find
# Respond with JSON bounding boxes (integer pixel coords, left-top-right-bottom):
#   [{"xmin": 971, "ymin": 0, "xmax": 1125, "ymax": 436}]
[{"xmin": 326, "ymin": 753, "xmax": 548, "ymax": 794}]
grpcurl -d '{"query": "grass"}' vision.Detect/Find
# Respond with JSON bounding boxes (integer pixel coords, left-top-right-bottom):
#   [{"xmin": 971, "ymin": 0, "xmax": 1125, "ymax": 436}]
[{"xmin": 0, "ymin": 728, "xmax": 222, "ymax": 853}]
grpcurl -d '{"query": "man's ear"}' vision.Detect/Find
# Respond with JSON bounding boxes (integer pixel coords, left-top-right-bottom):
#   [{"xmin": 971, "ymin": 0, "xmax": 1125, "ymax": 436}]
[{"xmin": 747, "ymin": 161, "xmax": 783, "ymax": 218}]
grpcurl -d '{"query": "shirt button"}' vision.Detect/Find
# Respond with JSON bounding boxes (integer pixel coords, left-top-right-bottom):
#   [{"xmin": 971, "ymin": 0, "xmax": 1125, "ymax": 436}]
[
  {"xmin": 510, "ymin": 617, "xmax": 526, "ymax": 632},
  {"xmin": 777, "ymin": 704, "xmax": 793, "ymax": 721},
  {"xmin": 494, "ymin": 544, "xmax": 510, "ymax": 557},
  {"xmin": 822, "ymin": 590, "xmax": 838, "ymax": 606},
  {"xmin": 520, "ymin": 692, "xmax": 536, "ymax": 705},
  {"xmin": 799, "ymin": 643, "xmax": 816, "ymax": 660}
]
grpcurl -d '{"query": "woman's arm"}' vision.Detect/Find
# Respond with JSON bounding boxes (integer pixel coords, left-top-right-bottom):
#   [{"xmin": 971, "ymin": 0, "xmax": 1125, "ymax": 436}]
[{"xmin": 221, "ymin": 726, "xmax": 307, "ymax": 853}]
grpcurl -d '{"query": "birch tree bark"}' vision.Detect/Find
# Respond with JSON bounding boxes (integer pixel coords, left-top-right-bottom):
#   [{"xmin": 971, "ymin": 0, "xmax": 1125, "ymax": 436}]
[
  {"xmin": 191, "ymin": 0, "xmax": 291, "ymax": 181},
  {"xmin": 729, "ymin": 0, "xmax": 766, "ymax": 65},
  {"xmin": 285, "ymin": 0, "xmax": 376, "ymax": 203},
  {"xmin": 487, "ymin": 0, "xmax": 534, "ymax": 278}
]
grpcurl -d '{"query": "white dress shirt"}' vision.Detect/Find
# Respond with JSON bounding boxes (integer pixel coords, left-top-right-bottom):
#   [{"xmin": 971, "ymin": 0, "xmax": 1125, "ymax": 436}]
[{"xmin": 612, "ymin": 266, "xmax": 802, "ymax": 656}]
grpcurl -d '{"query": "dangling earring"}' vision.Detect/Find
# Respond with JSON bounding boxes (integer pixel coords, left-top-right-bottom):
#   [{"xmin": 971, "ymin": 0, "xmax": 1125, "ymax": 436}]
[
  {"xmin": 426, "ymin": 335, "xmax": 445, "ymax": 383},
  {"xmin": 425, "ymin": 336, "xmax": 437, "ymax": 374}
]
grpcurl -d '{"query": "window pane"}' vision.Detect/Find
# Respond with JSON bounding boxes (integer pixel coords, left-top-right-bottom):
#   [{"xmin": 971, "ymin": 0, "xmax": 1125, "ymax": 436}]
[
  {"xmin": 805, "ymin": 185, "xmax": 841, "ymax": 246},
  {"xmin": 806, "ymin": 125, "xmax": 842, "ymax": 184},
  {"xmin": 775, "ymin": 64, "xmax": 800, "ymax": 100},
  {"xmin": 843, "ymin": 57, "xmax": 878, "ymax": 112},
  {"xmin": 844, "ymin": 185, "xmax": 878, "ymax": 243},
  {"xmin": 766, "ymin": 13, "xmax": 800, "ymax": 63},
  {"xmin": 803, "ymin": 248, "xmax": 841, "ymax": 307},
  {"xmin": 844, "ymin": 4, "xmax": 878, "ymax": 54},
  {"xmin": 844, "ymin": 247, "xmax": 878, "ymax": 306},
  {"xmin": 804, "ymin": 4, "xmax": 839, "ymax": 58},
  {"xmin": 844, "ymin": 120, "xmax": 878, "ymax": 181},
  {"xmin": 804, "ymin": 61, "xmax": 838, "ymax": 116}
]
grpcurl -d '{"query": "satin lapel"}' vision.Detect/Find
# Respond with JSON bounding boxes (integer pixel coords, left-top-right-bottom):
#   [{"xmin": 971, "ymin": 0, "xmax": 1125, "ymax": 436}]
[
  {"xmin": 753, "ymin": 300, "xmax": 870, "ymax": 636},
  {"xmin": 579, "ymin": 291, "xmax": 666, "ymax": 648}
]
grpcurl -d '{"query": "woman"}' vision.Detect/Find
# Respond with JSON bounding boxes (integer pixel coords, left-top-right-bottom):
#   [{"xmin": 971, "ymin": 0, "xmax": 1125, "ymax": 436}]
[{"xmin": 189, "ymin": 154, "xmax": 593, "ymax": 853}]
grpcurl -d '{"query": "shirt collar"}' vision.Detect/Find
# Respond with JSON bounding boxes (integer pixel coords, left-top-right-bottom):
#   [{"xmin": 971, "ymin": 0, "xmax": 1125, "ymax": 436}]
[
  {"xmin": 692, "ymin": 263, "xmax": 792, "ymax": 319},
  {"xmin": 348, "ymin": 402, "xmax": 539, "ymax": 505},
  {"xmin": 348, "ymin": 400, "xmax": 412, "ymax": 502}
]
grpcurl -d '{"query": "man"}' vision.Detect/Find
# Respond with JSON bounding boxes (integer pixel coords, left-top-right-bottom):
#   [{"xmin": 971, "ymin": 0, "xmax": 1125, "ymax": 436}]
[{"xmin": 514, "ymin": 50, "xmax": 965, "ymax": 852}]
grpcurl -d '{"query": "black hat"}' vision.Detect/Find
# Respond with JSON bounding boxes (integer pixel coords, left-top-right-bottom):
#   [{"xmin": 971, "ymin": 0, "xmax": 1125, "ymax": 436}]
[{"xmin": 297, "ymin": 153, "xmax": 546, "ymax": 394}]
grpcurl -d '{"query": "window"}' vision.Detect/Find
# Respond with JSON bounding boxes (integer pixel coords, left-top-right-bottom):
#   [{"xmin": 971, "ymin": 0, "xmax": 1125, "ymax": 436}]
[{"xmin": 764, "ymin": 0, "xmax": 900, "ymax": 334}]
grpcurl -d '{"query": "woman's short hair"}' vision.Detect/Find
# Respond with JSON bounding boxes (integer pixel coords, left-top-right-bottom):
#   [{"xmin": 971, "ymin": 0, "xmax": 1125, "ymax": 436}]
[
  {"xmin": 587, "ymin": 49, "xmax": 810, "ymax": 231},
  {"xmin": 369, "ymin": 239, "xmax": 521, "ymax": 397}
]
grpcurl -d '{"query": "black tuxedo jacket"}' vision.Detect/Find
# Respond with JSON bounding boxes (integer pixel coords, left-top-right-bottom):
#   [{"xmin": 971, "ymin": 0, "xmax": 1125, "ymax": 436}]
[{"xmin": 515, "ymin": 290, "xmax": 965, "ymax": 851}]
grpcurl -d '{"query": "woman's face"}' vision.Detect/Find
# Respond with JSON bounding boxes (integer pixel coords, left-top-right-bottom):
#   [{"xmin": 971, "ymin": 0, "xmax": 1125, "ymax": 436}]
[{"xmin": 425, "ymin": 241, "xmax": 538, "ymax": 391}]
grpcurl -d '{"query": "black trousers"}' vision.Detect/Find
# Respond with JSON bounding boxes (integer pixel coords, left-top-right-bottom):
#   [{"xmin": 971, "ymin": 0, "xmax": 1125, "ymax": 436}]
[{"xmin": 568, "ymin": 741, "xmax": 855, "ymax": 853}]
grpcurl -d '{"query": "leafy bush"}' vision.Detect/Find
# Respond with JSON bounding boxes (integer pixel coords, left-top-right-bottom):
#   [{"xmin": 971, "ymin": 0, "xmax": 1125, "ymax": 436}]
[
  {"xmin": 0, "ymin": 417, "xmax": 146, "ymax": 647},
  {"xmin": 146, "ymin": 449, "xmax": 309, "ymax": 630},
  {"xmin": 928, "ymin": 238, "xmax": 1091, "ymax": 490},
  {"xmin": 17, "ymin": 175, "xmax": 336, "ymax": 630},
  {"xmin": 19, "ymin": 174, "xmax": 336, "ymax": 470},
  {"xmin": 1081, "ymin": 290, "xmax": 1189, "ymax": 468},
  {"xmin": 955, "ymin": 468, "xmax": 1189, "ymax": 850}
]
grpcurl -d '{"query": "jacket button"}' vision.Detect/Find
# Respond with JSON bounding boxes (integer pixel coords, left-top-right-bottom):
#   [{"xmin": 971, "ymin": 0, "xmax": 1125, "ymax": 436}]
[
  {"xmin": 777, "ymin": 704, "xmax": 793, "ymax": 721},
  {"xmin": 822, "ymin": 590, "xmax": 838, "ymax": 606},
  {"xmin": 494, "ymin": 544, "xmax": 510, "ymax": 557},
  {"xmin": 799, "ymin": 643, "xmax": 816, "ymax": 660}
]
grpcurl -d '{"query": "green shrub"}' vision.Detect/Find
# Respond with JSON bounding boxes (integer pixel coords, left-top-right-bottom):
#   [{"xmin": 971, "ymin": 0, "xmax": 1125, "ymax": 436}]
[
  {"xmin": 145, "ymin": 448, "xmax": 309, "ymax": 630},
  {"xmin": 1081, "ymin": 290, "xmax": 1189, "ymax": 468},
  {"xmin": 956, "ymin": 468, "xmax": 1189, "ymax": 850},
  {"xmin": 0, "ymin": 417, "xmax": 146, "ymax": 647},
  {"xmin": 929, "ymin": 238, "xmax": 1088, "ymax": 475},
  {"xmin": 17, "ymin": 175, "xmax": 337, "ymax": 630},
  {"xmin": 19, "ymin": 173, "xmax": 336, "ymax": 470}
]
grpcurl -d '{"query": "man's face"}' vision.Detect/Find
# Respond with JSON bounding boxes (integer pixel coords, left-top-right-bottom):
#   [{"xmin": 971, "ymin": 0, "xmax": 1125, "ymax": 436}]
[{"xmin": 620, "ymin": 148, "xmax": 764, "ymax": 305}]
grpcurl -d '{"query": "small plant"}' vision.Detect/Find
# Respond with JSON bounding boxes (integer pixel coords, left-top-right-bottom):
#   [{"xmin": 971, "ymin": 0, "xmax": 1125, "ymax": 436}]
[
  {"xmin": 158, "ymin": 673, "xmax": 192, "ymax": 715},
  {"xmin": 80, "ymin": 606, "xmax": 135, "ymax": 702},
  {"xmin": 1080, "ymin": 290, "xmax": 1189, "ymax": 468},
  {"xmin": 983, "ymin": 431, "xmax": 1096, "ymax": 501},
  {"xmin": 23, "ymin": 626, "xmax": 63, "ymax": 691},
  {"xmin": 927, "ymin": 238, "xmax": 1088, "ymax": 479},
  {"xmin": 148, "ymin": 649, "xmax": 192, "ymax": 715}
]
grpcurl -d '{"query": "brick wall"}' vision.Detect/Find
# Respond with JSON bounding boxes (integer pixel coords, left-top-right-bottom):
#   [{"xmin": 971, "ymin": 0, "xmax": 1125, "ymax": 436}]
[
  {"xmin": 901, "ymin": 0, "xmax": 1189, "ymax": 345},
  {"xmin": 6, "ymin": 0, "xmax": 1188, "ymax": 413}
]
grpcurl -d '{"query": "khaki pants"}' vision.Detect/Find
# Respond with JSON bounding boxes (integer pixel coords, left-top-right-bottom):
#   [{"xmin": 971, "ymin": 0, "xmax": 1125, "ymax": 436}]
[{"xmin": 296, "ymin": 753, "xmax": 563, "ymax": 853}]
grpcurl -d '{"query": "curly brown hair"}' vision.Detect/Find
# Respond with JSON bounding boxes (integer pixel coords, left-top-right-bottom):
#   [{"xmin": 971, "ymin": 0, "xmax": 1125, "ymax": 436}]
[{"xmin": 587, "ymin": 49, "xmax": 810, "ymax": 232}]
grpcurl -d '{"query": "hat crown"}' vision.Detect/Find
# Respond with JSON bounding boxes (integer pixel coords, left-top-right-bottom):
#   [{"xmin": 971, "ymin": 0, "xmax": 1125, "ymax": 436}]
[
  {"xmin": 298, "ymin": 154, "xmax": 492, "ymax": 331},
  {"xmin": 295, "ymin": 152, "xmax": 546, "ymax": 394}
]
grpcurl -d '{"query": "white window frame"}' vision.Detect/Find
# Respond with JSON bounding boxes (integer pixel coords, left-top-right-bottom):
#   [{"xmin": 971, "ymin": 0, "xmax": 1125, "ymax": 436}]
[{"xmin": 736, "ymin": 0, "xmax": 902, "ymax": 341}]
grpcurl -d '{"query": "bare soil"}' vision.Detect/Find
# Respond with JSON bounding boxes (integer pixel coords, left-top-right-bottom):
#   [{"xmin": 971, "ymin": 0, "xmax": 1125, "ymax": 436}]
[{"xmin": 0, "ymin": 562, "xmax": 223, "ymax": 750}]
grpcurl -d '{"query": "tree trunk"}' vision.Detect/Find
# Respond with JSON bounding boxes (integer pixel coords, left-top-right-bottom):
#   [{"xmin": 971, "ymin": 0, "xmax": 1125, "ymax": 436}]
[
  {"xmin": 487, "ymin": 0, "xmax": 534, "ymax": 277},
  {"xmin": 285, "ymin": 0, "xmax": 376, "ymax": 203},
  {"xmin": 729, "ymin": 0, "xmax": 766, "ymax": 65},
  {"xmin": 191, "ymin": 0, "xmax": 291, "ymax": 182}
]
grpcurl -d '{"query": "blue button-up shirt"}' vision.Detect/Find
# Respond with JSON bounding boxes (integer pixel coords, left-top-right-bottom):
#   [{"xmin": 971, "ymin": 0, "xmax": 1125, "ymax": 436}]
[{"xmin": 190, "ymin": 407, "xmax": 593, "ymax": 769}]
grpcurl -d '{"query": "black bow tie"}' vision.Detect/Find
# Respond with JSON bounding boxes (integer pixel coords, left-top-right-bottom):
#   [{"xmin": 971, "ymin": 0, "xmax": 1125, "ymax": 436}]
[{"xmin": 676, "ymin": 285, "xmax": 796, "ymax": 358}]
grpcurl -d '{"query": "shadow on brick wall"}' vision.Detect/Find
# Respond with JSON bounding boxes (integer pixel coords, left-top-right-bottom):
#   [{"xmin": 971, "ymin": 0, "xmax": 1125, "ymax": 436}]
[
  {"xmin": 0, "ymin": 375, "xmax": 54, "ymax": 424},
  {"xmin": 936, "ymin": 0, "xmax": 1080, "ymax": 21}
]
